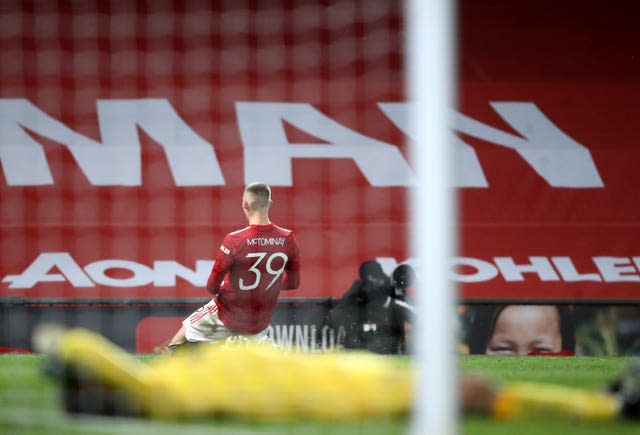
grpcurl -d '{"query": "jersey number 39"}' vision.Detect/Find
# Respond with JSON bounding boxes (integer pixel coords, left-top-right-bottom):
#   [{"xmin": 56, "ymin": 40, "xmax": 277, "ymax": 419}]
[{"xmin": 239, "ymin": 252, "xmax": 289, "ymax": 291}]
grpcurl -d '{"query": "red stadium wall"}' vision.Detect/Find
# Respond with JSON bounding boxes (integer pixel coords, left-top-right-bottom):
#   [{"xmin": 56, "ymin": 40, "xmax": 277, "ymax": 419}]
[{"xmin": 1, "ymin": 0, "xmax": 640, "ymax": 304}]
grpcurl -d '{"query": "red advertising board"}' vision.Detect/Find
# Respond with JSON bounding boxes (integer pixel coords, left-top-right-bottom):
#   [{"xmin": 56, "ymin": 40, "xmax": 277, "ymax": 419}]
[{"xmin": 1, "ymin": 1, "xmax": 639, "ymax": 301}]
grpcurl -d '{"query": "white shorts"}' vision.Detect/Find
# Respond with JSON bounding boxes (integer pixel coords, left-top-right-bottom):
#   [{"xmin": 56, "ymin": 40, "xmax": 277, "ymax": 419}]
[{"xmin": 182, "ymin": 299, "xmax": 272, "ymax": 345}]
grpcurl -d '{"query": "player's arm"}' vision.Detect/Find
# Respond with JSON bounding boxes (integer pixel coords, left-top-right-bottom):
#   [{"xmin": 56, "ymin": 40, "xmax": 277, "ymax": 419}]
[
  {"xmin": 279, "ymin": 232, "xmax": 301, "ymax": 290},
  {"xmin": 461, "ymin": 375, "xmax": 623, "ymax": 421},
  {"xmin": 467, "ymin": 361, "xmax": 640, "ymax": 421},
  {"xmin": 206, "ymin": 238, "xmax": 233, "ymax": 295},
  {"xmin": 489, "ymin": 380, "xmax": 621, "ymax": 421}
]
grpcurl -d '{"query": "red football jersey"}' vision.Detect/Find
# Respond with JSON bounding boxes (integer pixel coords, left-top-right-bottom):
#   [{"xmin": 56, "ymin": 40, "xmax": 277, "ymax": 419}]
[{"xmin": 206, "ymin": 223, "xmax": 301, "ymax": 334}]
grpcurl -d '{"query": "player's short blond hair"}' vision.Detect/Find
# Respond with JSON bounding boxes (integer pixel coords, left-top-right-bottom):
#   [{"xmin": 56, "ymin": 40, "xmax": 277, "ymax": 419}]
[{"xmin": 244, "ymin": 182, "xmax": 271, "ymax": 209}]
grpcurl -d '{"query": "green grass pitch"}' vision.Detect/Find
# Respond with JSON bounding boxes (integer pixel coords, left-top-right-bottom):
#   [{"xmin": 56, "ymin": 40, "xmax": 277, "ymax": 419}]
[{"xmin": 1, "ymin": 354, "xmax": 638, "ymax": 434}]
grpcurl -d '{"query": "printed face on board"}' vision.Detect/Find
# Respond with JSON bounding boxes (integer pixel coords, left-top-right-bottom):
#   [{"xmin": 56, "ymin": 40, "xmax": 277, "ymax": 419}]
[{"xmin": 486, "ymin": 305, "xmax": 562, "ymax": 355}]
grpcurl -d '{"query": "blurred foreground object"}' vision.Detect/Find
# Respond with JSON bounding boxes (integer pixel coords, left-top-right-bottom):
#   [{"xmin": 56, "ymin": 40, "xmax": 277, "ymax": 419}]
[
  {"xmin": 34, "ymin": 324, "xmax": 412, "ymax": 420},
  {"xmin": 33, "ymin": 325, "xmax": 639, "ymax": 421}
]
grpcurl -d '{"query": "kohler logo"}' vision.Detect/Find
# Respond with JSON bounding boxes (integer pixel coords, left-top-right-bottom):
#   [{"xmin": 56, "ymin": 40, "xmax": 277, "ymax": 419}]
[{"xmin": 0, "ymin": 99, "xmax": 603, "ymax": 188}]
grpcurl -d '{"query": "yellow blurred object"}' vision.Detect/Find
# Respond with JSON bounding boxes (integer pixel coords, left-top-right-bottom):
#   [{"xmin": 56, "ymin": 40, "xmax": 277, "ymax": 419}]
[
  {"xmin": 46, "ymin": 327, "xmax": 627, "ymax": 422},
  {"xmin": 51, "ymin": 327, "xmax": 414, "ymax": 420},
  {"xmin": 493, "ymin": 381, "xmax": 619, "ymax": 421}
]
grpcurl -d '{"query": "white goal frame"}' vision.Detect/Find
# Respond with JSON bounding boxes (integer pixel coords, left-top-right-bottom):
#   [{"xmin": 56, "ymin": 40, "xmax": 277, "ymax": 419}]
[{"xmin": 407, "ymin": 1, "xmax": 458, "ymax": 434}]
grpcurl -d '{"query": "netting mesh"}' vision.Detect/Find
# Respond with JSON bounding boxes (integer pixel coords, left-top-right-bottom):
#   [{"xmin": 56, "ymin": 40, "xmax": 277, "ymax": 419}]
[
  {"xmin": 0, "ymin": 0, "xmax": 407, "ymax": 299},
  {"xmin": 3, "ymin": 3, "xmax": 640, "ymax": 434},
  {"xmin": 0, "ymin": 0, "xmax": 409, "ymax": 353}
]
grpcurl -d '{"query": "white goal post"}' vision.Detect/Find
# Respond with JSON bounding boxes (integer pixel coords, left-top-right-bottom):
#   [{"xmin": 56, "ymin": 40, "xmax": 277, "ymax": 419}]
[{"xmin": 407, "ymin": 1, "xmax": 458, "ymax": 434}]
